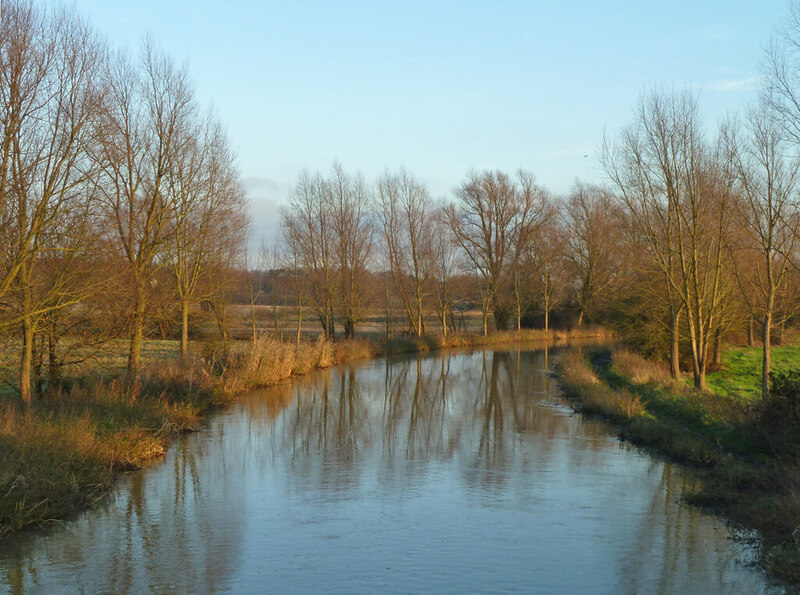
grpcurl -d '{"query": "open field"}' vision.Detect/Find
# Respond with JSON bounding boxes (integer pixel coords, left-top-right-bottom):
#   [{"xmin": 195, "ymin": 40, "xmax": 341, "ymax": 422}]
[{"xmin": 704, "ymin": 345, "xmax": 800, "ymax": 400}]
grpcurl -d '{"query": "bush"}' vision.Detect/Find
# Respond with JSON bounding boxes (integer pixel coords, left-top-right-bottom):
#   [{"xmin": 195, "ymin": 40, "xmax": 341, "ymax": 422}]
[{"xmin": 757, "ymin": 370, "xmax": 800, "ymax": 456}]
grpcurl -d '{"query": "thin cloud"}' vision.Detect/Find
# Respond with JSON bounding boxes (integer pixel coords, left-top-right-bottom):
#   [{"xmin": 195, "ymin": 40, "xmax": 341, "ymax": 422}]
[{"xmin": 707, "ymin": 77, "xmax": 761, "ymax": 93}]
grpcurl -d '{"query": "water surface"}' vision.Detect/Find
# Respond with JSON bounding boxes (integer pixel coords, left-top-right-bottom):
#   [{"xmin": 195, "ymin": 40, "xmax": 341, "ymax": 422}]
[{"xmin": 0, "ymin": 347, "xmax": 783, "ymax": 593}]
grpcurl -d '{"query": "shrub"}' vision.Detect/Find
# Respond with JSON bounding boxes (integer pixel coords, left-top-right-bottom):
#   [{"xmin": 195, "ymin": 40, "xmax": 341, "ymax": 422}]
[{"xmin": 757, "ymin": 370, "xmax": 800, "ymax": 456}]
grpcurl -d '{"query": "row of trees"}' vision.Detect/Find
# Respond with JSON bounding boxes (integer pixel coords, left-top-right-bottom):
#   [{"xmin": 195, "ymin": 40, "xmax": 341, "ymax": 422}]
[
  {"xmin": 278, "ymin": 164, "xmax": 627, "ymax": 339},
  {"xmin": 277, "ymin": 88, "xmax": 800, "ymax": 397},
  {"xmin": 274, "ymin": 7, "xmax": 800, "ymax": 397},
  {"xmin": 7, "ymin": 0, "xmax": 800, "ymax": 404},
  {"xmin": 1, "ymin": 1, "xmax": 248, "ymax": 401}
]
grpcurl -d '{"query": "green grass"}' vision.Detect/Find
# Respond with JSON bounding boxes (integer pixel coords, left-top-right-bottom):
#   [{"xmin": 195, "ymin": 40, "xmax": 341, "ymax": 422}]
[{"xmin": 704, "ymin": 346, "xmax": 800, "ymax": 400}]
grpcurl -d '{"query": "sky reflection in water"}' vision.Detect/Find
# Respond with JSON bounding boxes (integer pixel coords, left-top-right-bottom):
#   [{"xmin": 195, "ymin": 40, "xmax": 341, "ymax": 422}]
[{"xmin": 0, "ymin": 347, "xmax": 783, "ymax": 594}]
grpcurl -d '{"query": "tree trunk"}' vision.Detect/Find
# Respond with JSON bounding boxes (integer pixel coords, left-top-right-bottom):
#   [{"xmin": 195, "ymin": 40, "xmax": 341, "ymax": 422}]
[
  {"xmin": 212, "ymin": 300, "xmax": 230, "ymax": 341},
  {"xmin": 181, "ymin": 299, "xmax": 190, "ymax": 361},
  {"xmin": 747, "ymin": 317, "xmax": 754, "ymax": 347},
  {"xmin": 713, "ymin": 328, "xmax": 722, "ymax": 366},
  {"xmin": 577, "ymin": 310, "xmax": 584, "ymax": 328},
  {"xmin": 47, "ymin": 330, "xmax": 60, "ymax": 390},
  {"xmin": 33, "ymin": 332, "xmax": 44, "ymax": 398},
  {"xmin": 296, "ymin": 303, "xmax": 303, "ymax": 345},
  {"xmin": 694, "ymin": 366, "xmax": 706, "ymax": 390},
  {"xmin": 20, "ymin": 314, "xmax": 34, "ymax": 405},
  {"xmin": 128, "ymin": 279, "xmax": 146, "ymax": 380},
  {"xmin": 670, "ymin": 308, "xmax": 681, "ymax": 379},
  {"xmin": 344, "ymin": 318, "xmax": 355, "ymax": 339},
  {"xmin": 763, "ymin": 312, "xmax": 772, "ymax": 398},
  {"xmin": 493, "ymin": 305, "xmax": 510, "ymax": 331}
]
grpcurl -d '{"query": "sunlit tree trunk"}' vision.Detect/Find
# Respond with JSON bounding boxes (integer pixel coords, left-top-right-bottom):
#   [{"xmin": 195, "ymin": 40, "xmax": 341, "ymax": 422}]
[
  {"xmin": 128, "ymin": 279, "xmax": 146, "ymax": 379},
  {"xmin": 670, "ymin": 307, "xmax": 681, "ymax": 378}
]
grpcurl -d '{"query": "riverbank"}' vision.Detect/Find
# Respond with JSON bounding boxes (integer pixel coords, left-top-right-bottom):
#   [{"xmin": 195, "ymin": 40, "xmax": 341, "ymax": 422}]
[
  {"xmin": 556, "ymin": 346, "xmax": 800, "ymax": 584},
  {"xmin": 0, "ymin": 327, "xmax": 609, "ymax": 539}
]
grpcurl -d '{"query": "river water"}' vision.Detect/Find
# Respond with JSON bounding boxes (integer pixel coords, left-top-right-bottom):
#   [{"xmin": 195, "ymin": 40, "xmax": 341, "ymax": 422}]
[{"xmin": 0, "ymin": 347, "xmax": 786, "ymax": 593}]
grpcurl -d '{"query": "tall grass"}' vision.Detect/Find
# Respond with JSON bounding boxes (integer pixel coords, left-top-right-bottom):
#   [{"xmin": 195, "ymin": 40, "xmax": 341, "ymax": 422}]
[
  {"xmin": 200, "ymin": 335, "xmax": 367, "ymax": 393},
  {"xmin": 610, "ymin": 347, "xmax": 675, "ymax": 386},
  {"xmin": 559, "ymin": 349, "xmax": 647, "ymax": 422}
]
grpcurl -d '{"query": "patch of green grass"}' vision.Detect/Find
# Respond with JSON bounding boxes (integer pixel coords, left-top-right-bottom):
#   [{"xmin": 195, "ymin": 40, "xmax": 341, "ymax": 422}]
[{"xmin": 704, "ymin": 346, "xmax": 800, "ymax": 400}]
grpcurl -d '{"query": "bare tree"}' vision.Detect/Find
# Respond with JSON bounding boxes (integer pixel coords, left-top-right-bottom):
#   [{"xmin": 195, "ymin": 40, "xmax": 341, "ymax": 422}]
[
  {"xmin": 527, "ymin": 204, "xmax": 565, "ymax": 332},
  {"xmin": 446, "ymin": 170, "xmax": 544, "ymax": 334},
  {"xmin": 283, "ymin": 164, "xmax": 373, "ymax": 339},
  {"xmin": 377, "ymin": 168, "xmax": 434, "ymax": 336},
  {"xmin": 283, "ymin": 221, "xmax": 306, "ymax": 344},
  {"xmin": 431, "ymin": 208, "xmax": 459, "ymax": 336},
  {"xmin": 604, "ymin": 90, "xmax": 732, "ymax": 389},
  {"xmin": 282, "ymin": 171, "xmax": 337, "ymax": 338},
  {"xmin": 95, "ymin": 40, "xmax": 196, "ymax": 378},
  {"xmin": 510, "ymin": 172, "xmax": 549, "ymax": 330},
  {"xmin": 166, "ymin": 114, "xmax": 246, "ymax": 359},
  {"xmin": 330, "ymin": 164, "xmax": 373, "ymax": 338},
  {"xmin": 562, "ymin": 182, "xmax": 624, "ymax": 328},
  {"xmin": 1, "ymin": 2, "xmax": 106, "ymax": 402},
  {"xmin": 723, "ymin": 106, "xmax": 800, "ymax": 396}
]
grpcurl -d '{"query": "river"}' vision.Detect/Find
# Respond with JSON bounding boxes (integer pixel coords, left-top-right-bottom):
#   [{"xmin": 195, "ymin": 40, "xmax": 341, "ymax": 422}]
[{"xmin": 0, "ymin": 346, "xmax": 786, "ymax": 593}]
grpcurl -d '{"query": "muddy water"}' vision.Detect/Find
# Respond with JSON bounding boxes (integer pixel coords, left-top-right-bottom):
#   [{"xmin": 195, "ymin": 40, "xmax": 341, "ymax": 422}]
[{"xmin": 0, "ymin": 347, "xmax": 784, "ymax": 593}]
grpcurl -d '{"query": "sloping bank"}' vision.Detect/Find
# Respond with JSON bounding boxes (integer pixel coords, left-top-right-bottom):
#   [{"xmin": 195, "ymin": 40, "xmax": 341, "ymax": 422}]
[
  {"xmin": 0, "ymin": 327, "xmax": 609, "ymax": 540},
  {"xmin": 556, "ymin": 346, "xmax": 800, "ymax": 584}
]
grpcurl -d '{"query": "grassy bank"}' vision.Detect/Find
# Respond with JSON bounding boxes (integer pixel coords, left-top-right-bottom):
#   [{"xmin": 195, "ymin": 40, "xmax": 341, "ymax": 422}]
[
  {"xmin": 0, "ymin": 326, "xmax": 607, "ymax": 539},
  {"xmin": 556, "ymin": 346, "xmax": 800, "ymax": 584}
]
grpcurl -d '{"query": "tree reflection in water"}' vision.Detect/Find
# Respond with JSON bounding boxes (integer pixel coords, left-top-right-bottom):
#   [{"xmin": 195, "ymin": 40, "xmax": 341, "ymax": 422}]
[{"xmin": 0, "ymin": 346, "xmax": 778, "ymax": 594}]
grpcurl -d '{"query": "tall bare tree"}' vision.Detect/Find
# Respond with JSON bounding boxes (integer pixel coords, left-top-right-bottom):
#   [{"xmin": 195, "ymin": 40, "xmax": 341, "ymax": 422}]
[
  {"xmin": 723, "ymin": 106, "xmax": 800, "ymax": 396},
  {"xmin": 330, "ymin": 164, "xmax": 373, "ymax": 338},
  {"xmin": 282, "ymin": 171, "xmax": 337, "ymax": 338},
  {"xmin": 1, "ymin": 2, "xmax": 106, "ymax": 402},
  {"xmin": 377, "ymin": 168, "xmax": 434, "ymax": 336},
  {"xmin": 562, "ymin": 182, "xmax": 624, "ymax": 328},
  {"xmin": 527, "ymin": 204, "xmax": 565, "ymax": 332},
  {"xmin": 166, "ymin": 114, "xmax": 246, "ymax": 360},
  {"xmin": 446, "ymin": 169, "xmax": 545, "ymax": 334},
  {"xmin": 431, "ymin": 207, "xmax": 459, "ymax": 336},
  {"xmin": 96, "ymin": 40, "xmax": 196, "ymax": 378},
  {"xmin": 604, "ymin": 90, "xmax": 732, "ymax": 389}
]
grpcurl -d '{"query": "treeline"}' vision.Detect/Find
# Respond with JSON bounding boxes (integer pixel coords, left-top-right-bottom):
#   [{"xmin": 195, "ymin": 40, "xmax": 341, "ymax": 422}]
[
  {"xmin": 0, "ymin": 1, "xmax": 248, "ymax": 402},
  {"xmin": 275, "ymin": 165, "xmax": 620, "ymax": 338},
  {"xmin": 273, "ymin": 12, "xmax": 800, "ymax": 398},
  {"xmin": 7, "ymin": 0, "xmax": 800, "ymax": 407},
  {"xmin": 272, "ymin": 83, "xmax": 800, "ymax": 398}
]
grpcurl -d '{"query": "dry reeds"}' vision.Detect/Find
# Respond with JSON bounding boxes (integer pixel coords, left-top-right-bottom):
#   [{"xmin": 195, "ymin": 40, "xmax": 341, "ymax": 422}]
[
  {"xmin": 611, "ymin": 347, "xmax": 675, "ymax": 387},
  {"xmin": 558, "ymin": 349, "xmax": 647, "ymax": 421}
]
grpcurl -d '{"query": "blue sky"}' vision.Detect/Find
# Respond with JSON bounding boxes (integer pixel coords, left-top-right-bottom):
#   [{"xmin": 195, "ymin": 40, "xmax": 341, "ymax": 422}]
[{"xmin": 57, "ymin": 1, "xmax": 788, "ymax": 240}]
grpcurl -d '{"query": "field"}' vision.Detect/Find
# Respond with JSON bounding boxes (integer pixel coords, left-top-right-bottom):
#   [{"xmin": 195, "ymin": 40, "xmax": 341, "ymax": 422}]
[{"xmin": 704, "ymin": 345, "xmax": 800, "ymax": 399}]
